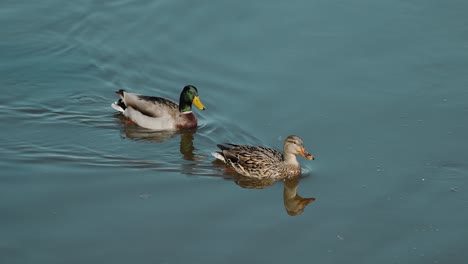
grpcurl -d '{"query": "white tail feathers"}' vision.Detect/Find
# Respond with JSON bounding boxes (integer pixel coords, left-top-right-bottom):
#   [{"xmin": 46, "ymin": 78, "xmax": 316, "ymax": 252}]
[
  {"xmin": 111, "ymin": 102, "xmax": 125, "ymax": 113},
  {"xmin": 211, "ymin": 152, "xmax": 226, "ymax": 162}
]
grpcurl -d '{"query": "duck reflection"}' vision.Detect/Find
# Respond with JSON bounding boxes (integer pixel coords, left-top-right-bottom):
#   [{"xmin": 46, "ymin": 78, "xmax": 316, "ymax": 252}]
[
  {"xmin": 114, "ymin": 113, "xmax": 198, "ymax": 161},
  {"xmin": 283, "ymin": 177, "xmax": 315, "ymax": 216},
  {"xmin": 233, "ymin": 175, "xmax": 315, "ymax": 216}
]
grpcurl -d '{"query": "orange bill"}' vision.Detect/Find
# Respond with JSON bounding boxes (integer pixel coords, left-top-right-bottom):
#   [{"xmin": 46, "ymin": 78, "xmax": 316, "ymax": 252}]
[
  {"xmin": 299, "ymin": 197, "xmax": 316, "ymax": 206},
  {"xmin": 298, "ymin": 148, "xmax": 314, "ymax": 160}
]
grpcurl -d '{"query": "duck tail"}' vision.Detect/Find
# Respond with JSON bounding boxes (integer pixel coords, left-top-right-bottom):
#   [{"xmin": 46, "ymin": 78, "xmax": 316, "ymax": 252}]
[
  {"xmin": 216, "ymin": 143, "xmax": 238, "ymax": 151},
  {"xmin": 211, "ymin": 151, "xmax": 226, "ymax": 162},
  {"xmin": 115, "ymin": 89, "xmax": 125, "ymax": 99},
  {"xmin": 111, "ymin": 99, "xmax": 126, "ymax": 113}
]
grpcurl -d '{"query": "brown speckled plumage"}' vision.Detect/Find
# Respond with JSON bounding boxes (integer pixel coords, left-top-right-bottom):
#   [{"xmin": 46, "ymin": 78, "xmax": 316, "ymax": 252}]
[{"xmin": 212, "ymin": 135, "xmax": 314, "ymax": 179}]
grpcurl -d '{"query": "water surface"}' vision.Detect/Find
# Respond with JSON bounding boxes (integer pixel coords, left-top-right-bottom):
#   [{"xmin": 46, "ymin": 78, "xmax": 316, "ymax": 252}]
[{"xmin": 1, "ymin": 0, "xmax": 468, "ymax": 263}]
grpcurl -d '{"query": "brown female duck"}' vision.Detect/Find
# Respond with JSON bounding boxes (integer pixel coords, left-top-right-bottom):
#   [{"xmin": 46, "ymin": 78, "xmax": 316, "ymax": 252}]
[{"xmin": 212, "ymin": 135, "xmax": 314, "ymax": 179}]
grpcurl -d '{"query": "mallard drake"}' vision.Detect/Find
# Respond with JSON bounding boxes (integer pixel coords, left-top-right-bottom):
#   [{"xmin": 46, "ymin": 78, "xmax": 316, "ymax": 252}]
[
  {"xmin": 111, "ymin": 85, "xmax": 205, "ymax": 130},
  {"xmin": 212, "ymin": 135, "xmax": 314, "ymax": 179}
]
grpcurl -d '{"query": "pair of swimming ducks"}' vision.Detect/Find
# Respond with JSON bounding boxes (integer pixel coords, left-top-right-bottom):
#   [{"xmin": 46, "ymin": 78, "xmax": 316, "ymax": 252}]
[{"xmin": 111, "ymin": 85, "xmax": 315, "ymax": 179}]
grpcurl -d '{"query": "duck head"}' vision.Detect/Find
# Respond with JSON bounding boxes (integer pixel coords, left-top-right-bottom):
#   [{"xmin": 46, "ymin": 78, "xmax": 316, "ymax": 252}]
[
  {"xmin": 283, "ymin": 135, "xmax": 314, "ymax": 161},
  {"xmin": 179, "ymin": 85, "xmax": 206, "ymax": 112}
]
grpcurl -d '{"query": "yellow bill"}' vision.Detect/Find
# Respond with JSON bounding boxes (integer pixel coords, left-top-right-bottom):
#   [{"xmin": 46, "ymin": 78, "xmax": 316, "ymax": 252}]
[{"xmin": 192, "ymin": 95, "xmax": 206, "ymax": 110}]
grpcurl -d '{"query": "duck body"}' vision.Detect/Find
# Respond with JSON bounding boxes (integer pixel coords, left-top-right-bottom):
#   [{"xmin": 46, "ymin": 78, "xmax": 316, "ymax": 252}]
[
  {"xmin": 215, "ymin": 144, "xmax": 298, "ymax": 178},
  {"xmin": 111, "ymin": 85, "xmax": 205, "ymax": 131},
  {"xmin": 212, "ymin": 135, "xmax": 314, "ymax": 179}
]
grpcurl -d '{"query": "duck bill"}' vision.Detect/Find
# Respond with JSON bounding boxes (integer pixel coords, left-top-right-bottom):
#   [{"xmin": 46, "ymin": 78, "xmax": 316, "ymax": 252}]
[
  {"xmin": 299, "ymin": 197, "xmax": 316, "ymax": 206},
  {"xmin": 192, "ymin": 96, "xmax": 206, "ymax": 110},
  {"xmin": 298, "ymin": 148, "xmax": 314, "ymax": 160}
]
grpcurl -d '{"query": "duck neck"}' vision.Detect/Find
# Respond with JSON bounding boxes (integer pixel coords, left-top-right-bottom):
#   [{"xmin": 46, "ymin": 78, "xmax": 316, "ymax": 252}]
[
  {"xmin": 283, "ymin": 153, "xmax": 299, "ymax": 166},
  {"xmin": 283, "ymin": 182, "xmax": 298, "ymax": 199},
  {"xmin": 179, "ymin": 101, "xmax": 192, "ymax": 113}
]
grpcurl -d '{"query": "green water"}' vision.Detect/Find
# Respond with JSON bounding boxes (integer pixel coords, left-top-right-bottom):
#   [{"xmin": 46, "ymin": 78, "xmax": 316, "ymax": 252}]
[{"xmin": 1, "ymin": 0, "xmax": 468, "ymax": 263}]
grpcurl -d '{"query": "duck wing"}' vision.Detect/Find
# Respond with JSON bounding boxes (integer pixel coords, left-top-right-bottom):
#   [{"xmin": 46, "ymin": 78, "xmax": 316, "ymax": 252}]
[
  {"xmin": 119, "ymin": 90, "xmax": 179, "ymax": 118},
  {"xmin": 220, "ymin": 145, "xmax": 283, "ymax": 166}
]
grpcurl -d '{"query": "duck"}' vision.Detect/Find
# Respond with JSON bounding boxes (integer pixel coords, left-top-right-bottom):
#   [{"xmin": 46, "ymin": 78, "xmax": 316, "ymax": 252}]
[
  {"xmin": 283, "ymin": 178, "xmax": 315, "ymax": 216},
  {"xmin": 111, "ymin": 85, "xmax": 205, "ymax": 130},
  {"xmin": 212, "ymin": 135, "xmax": 314, "ymax": 179}
]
